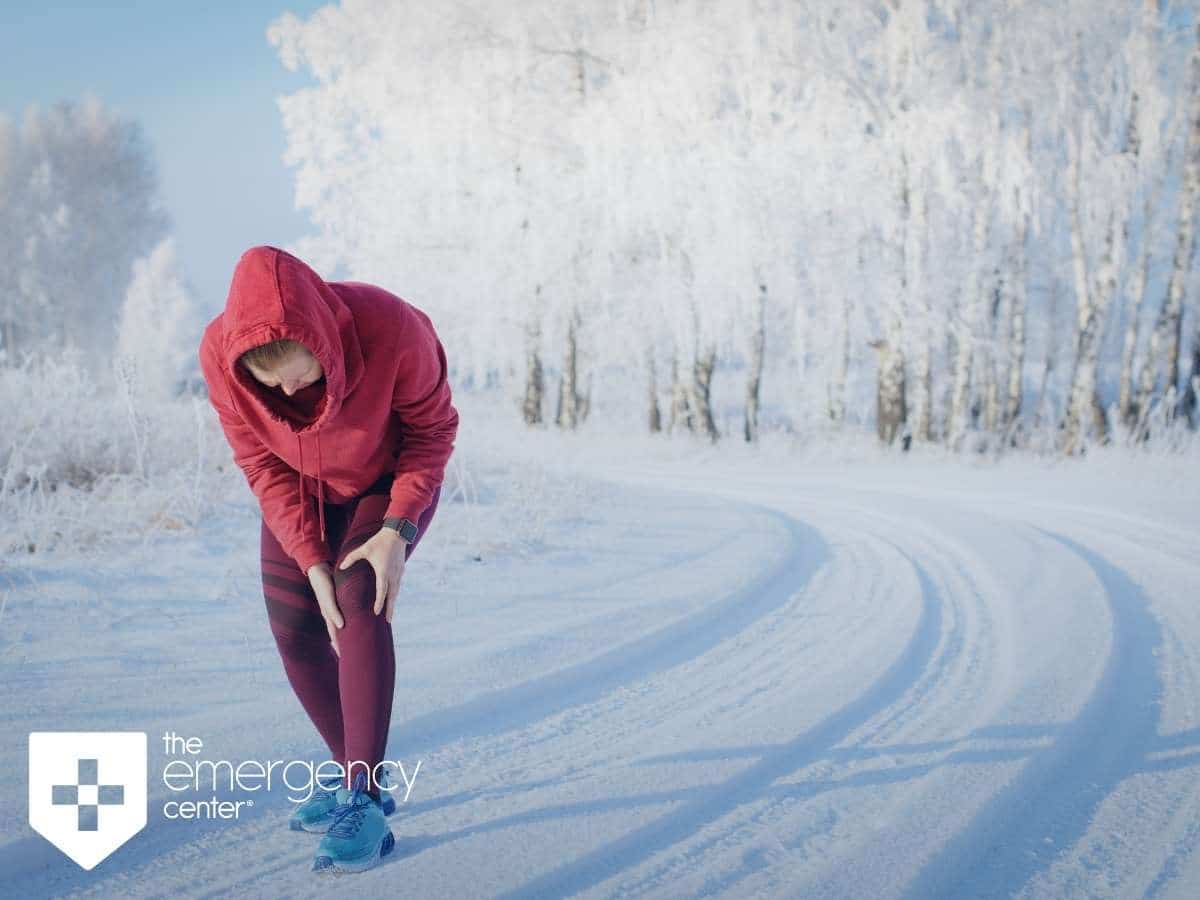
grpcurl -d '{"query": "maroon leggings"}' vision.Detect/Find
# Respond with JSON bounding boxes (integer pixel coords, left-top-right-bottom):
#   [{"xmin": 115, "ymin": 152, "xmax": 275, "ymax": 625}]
[{"xmin": 260, "ymin": 474, "xmax": 440, "ymax": 796}]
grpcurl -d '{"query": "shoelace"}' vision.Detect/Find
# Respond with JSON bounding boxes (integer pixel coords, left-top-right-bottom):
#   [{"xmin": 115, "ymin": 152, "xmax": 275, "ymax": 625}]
[
  {"xmin": 322, "ymin": 768, "xmax": 391, "ymax": 838},
  {"xmin": 326, "ymin": 792, "xmax": 371, "ymax": 839}
]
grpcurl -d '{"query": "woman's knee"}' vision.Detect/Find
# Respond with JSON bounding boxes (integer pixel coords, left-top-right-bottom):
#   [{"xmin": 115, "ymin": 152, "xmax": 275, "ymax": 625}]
[{"xmin": 332, "ymin": 559, "xmax": 384, "ymax": 620}]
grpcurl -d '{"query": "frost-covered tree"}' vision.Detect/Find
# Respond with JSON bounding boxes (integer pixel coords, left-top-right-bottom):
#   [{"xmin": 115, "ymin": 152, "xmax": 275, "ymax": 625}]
[
  {"xmin": 116, "ymin": 237, "xmax": 204, "ymax": 401},
  {"xmin": 268, "ymin": 0, "xmax": 1199, "ymax": 450},
  {"xmin": 1038, "ymin": 4, "xmax": 1149, "ymax": 453},
  {"xmin": 0, "ymin": 97, "xmax": 168, "ymax": 369},
  {"xmin": 0, "ymin": 115, "xmax": 23, "ymax": 356},
  {"xmin": 1137, "ymin": 19, "xmax": 1200, "ymax": 430},
  {"xmin": 1117, "ymin": 1, "xmax": 1178, "ymax": 429}
]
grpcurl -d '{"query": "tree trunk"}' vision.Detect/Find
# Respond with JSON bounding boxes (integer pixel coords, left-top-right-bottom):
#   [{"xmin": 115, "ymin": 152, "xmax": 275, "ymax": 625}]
[
  {"xmin": 915, "ymin": 294, "xmax": 933, "ymax": 443},
  {"xmin": 578, "ymin": 371, "xmax": 592, "ymax": 423},
  {"xmin": 0, "ymin": 318, "xmax": 17, "ymax": 359},
  {"xmin": 943, "ymin": 319, "xmax": 958, "ymax": 435},
  {"xmin": 522, "ymin": 307, "xmax": 544, "ymax": 426},
  {"xmin": 1062, "ymin": 126, "xmax": 1120, "ymax": 454},
  {"xmin": 1181, "ymin": 315, "xmax": 1200, "ymax": 427},
  {"xmin": 948, "ymin": 193, "xmax": 989, "ymax": 449},
  {"xmin": 1166, "ymin": 29, "xmax": 1200, "ymax": 405},
  {"xmin": 647, "ymin": 348, "xmax": 662, "ymax": 433},
  {"xmin": 1062, "ymin": 210, "xmax": 1118, "ymax": 454},
  {"xmin": 872, "ymin": 339, "xmax": 907, "ymax": 446},
  {"xmin": 1003, "ymin": 227, "xmax": 1028, "ymax": 433},
  {"xmin": 744, "ymin": 284, "xmax": 766, "ymax": 443},
  {"xmin": 982, "ymin": 271, "xmax": 1002, "ymax": 433},
  {"xmin": 556, "ymin": 308, "xmax": 580, "ymax": 430},
  {"xmin": 1004, "ymin": 283, "xmax": 1026, "ymax": 436},
  {"xmin": 1117, "ymin": 84, "xmax": 1153, "ymax": 430},
  {"xmin": 910, "ymin": 182, "xmax": 933, "ymax": 442},
  {"xmin": 1002, "ymin": 112, "xmax": 1034, "ymax": 439},
  {"xmin": 669, "ymin": 352, "xmax": 693, "ymax": 433},
  {"xmin": 691, "ymin": 345, "xmax": 719, "ymax": 442},
  {"xmin": 877, "ymin": 148, "xmax": 910, "ymax": 447},
  {"xmin": 1031, "ymin": 280, "xmax": 1061, "ymax": 432},
  {"xmin": 1119, "ymin": 199, "xmax": 1153, "ymax": 428}
]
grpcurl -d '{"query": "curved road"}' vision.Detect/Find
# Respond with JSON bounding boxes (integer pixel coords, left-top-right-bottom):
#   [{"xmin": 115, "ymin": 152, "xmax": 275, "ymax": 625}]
[{"xmin": 13, "ymin": 453, "xmax": 1199, "ymax": 899}]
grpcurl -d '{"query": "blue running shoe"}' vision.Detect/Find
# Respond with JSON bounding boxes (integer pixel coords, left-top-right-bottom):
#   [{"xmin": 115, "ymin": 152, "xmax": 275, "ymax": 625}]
[
  {"xmin": 289, "ymin": 769, "xmax": 397, "ymax": 833},
  {"xmin": 288, "ymin": 774, "xmax": 343, "ymax": 833},
  {"xmin": 311, "ymin": 771, "xmax": 396, "ymax": 874}
]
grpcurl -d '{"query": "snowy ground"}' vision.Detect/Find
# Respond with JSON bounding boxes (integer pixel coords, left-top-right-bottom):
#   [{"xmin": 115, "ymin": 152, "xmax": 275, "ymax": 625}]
[{"xmin": 2, "ymin": 401, "xmax": 1199, "ymax": 898}]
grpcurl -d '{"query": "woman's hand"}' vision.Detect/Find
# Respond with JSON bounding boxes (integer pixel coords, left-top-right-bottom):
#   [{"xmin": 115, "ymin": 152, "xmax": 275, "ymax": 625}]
[
  {"xmin": 305, "ymin": 562, "xmax": 344, "ymax": 657},
  {"xmin": 338, "ymin": 529, "xmax": 408, "ymax": 624}
]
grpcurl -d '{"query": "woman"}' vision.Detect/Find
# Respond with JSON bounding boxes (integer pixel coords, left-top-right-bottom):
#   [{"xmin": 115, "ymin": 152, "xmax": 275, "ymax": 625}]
[{"xmin": 197, "ymin": 245, "xmax": 459, "ymax": 873}]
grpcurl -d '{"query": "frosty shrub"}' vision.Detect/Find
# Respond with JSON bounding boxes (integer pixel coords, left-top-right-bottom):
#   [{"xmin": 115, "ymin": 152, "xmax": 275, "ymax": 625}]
[{"xmin": 0, "ymin": 343, "xmax": 242, "ymax": 558}]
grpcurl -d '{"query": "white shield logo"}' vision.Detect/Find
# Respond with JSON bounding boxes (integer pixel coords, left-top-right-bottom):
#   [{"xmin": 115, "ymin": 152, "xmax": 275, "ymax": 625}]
[{"xmin": 28, "ymin": 732, "xmax": 148, "ymax": 870}]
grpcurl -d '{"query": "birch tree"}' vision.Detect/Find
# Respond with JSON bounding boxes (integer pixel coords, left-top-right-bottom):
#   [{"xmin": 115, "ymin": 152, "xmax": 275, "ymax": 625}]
[
  {"xmin": 1137, "ymin": 22, "xmax": 1200, "ymax": 427},
  {"xmin": 1052, "ymin": 8, "xmax": 1142, "ymax": 454},
  {"xmin": 1110, "ymin": 2, "xmax": 1176, "ymax": 431}
]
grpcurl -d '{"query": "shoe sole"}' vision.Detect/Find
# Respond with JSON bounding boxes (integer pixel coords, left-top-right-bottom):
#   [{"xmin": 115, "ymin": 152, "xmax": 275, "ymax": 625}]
[
  {"xmin": 290, "ymin": 817, "xmax": 332, "ymax": 833},
  {"xmin": 290, "ymin": 794, "xmax": 397, "ymax": 834},
  {"xmin": 312, "ymin": 829, "xmax": 395, "ymax": 873}
]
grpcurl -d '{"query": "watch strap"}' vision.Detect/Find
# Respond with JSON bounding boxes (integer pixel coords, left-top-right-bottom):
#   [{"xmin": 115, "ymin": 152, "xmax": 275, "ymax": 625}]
[{"xmin": 382, "ymin": 516, "xmax": 419, "ymax": 542}]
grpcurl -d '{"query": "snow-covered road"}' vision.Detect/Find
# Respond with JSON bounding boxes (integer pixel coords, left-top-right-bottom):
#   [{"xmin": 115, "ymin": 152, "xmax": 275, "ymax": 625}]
[{"xmin": 3, "ymin": 445, "xmax": 1198, "ymax": 898}]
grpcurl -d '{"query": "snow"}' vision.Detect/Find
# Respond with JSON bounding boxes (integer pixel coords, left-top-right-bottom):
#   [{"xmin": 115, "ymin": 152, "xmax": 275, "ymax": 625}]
[{"xmin": 2, "ymin": 394, "xmax": 1199, "ymax": 898}]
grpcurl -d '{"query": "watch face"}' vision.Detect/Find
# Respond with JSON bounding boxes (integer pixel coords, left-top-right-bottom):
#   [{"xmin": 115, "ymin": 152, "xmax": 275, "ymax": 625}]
[{"xmin": 383, "ymin": 517, "xmax": 417, "ymax": 540}]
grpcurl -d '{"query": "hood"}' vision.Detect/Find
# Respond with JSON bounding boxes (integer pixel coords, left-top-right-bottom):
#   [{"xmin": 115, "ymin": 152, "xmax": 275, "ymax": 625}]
[
  {"xmin": 220, "ymin": 245, "xmax": 366, "ymax": 549},
  {"xmin": 221, "ymin": 245, "xmax": 365, "ymax": 433}
]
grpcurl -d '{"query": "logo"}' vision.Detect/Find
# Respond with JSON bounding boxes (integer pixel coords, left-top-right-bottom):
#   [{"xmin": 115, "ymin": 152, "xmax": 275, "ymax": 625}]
[{"xmin": 29, "ymin": 732, "xmax": 148, "ymax": 870}]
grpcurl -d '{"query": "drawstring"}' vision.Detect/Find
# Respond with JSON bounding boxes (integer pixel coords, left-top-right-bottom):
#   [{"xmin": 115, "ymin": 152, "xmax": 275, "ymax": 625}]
[
  {"xmin": 298, "ymin": 435, "xmax": 306, "ymax": 537},
  {"xmin": 316, "ymin": 432, "xmax": 325, "ymax": 544},
  {"xmin": 296, "ymin": 431, "xmax": 326, "ymax": 546}
]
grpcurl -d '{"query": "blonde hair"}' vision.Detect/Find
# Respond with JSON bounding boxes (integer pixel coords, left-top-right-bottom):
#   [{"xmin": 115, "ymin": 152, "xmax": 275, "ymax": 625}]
[{"xmin": 239, "ymin": 338, "xmax": 306, "ymax": 373}]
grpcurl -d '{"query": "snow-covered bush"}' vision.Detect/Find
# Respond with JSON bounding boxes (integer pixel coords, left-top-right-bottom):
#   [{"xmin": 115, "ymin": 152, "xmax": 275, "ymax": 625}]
[
  {"xmin": 0, "ymin": 343, "xmax": 239, "ymax": 557},
  {"xmin": 116, "ymin": 237, "xmax": 205, "ymax": 402}
]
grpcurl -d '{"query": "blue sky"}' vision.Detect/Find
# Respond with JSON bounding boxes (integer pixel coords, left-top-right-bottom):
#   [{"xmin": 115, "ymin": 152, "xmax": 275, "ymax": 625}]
[{"xmin": 0, "ymin": 1, "xmax": 327, "ymax": 314}]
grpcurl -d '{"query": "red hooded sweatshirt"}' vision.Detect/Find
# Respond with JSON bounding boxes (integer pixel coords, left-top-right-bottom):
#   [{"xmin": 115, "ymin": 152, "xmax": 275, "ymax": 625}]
[{"xmin": 198, "ymin": 245, "xmax": 459, "ymax": 573}]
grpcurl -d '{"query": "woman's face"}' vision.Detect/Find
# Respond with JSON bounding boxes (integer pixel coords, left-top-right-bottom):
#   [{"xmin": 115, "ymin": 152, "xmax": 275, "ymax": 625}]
[{"xmin": 246, "ymin": 346, "xmax": 324, "ymax": 396}]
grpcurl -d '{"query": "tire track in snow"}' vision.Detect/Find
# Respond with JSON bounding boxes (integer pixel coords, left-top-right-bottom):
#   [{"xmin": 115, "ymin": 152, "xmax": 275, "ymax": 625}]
[
  {"xmin": 1144, "ymin": 618, "xmax": 1200, "ymax": 899},
  {"xmin": 819, "ymin": 504, "xmax": 993, "ymax": 750},
  {"xmin": 607, "ymin": 524, "xmax": 975, "ymax": 900},
  {"xmin": 498, "ymin": 537, "xmax": 945, "ymax": 900},
  {"xmin": 900, "ymin": 530, "xmax": 1163, "ymax": 900},
  {"xmin": 388, "ymin": 505, "xmax": 829, "ymax": 760}
]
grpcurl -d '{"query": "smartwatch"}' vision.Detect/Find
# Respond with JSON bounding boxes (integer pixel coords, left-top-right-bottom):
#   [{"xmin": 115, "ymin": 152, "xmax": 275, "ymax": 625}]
[{"xmin": 382, "ymin": 516, "xmax": 419, "ymax": 543}]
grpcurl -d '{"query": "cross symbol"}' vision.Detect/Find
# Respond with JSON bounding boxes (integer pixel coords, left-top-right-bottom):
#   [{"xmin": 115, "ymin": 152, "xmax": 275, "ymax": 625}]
[{"xmin": 51, "ymin": 758, "xmax": 125, "ymax": 831}]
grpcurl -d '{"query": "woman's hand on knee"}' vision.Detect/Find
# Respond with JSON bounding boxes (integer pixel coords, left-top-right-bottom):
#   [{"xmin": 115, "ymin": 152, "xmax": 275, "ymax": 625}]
[
  {"xmin": 337, "ymin": 529, "xmax": 407, "ymax": 624},
  {"xmin": 306, "ymin": 562, "xmax": 344, "ymax": 656}
]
